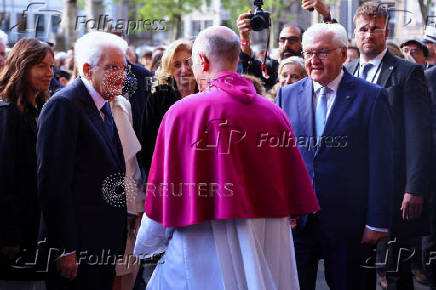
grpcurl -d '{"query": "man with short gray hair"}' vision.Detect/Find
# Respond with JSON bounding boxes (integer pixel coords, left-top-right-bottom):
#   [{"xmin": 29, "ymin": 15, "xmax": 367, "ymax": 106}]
[
  {"xmin": 37, "ymin": 31, "xmax": 128, "ymax": 290},
  {"xmin": 134, "ymin": 26, "xmax": 319, "ymax": 289},
  {"xmin": 276, "ymin": 22, "xmax": 394, "ymax": 289}
]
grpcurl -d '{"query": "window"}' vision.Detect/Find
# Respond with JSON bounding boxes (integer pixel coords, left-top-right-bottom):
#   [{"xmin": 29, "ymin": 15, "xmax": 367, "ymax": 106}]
[
  {"xmin": 0, "ymin": 13, "xmax": 10, "ymax": 31},
  {"xmin": 192, "ymin": 20, "xmax": 201, "ymax": 37},
  {"xmin": 35, "ymin": 14, "xmax": 45, "ymax": 32},
  {"xmin": 51, "ymin": 15, "xmax": 61, "ymax": 33},
  {"xmin": 204, "ymin": 20, "xmax": 213, "ymax": 28}
]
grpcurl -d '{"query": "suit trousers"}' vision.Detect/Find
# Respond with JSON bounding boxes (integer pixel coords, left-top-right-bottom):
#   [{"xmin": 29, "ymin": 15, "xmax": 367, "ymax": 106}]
[
  {"xmin": 46, "ymin": 263, "xmax": 115, "ymax": 290},
  {"xmin": 293, "ymin": 214, "xmax": 375, "ymax": 290},
  {"xmin": 385, "ymin": 235, "xmax": 415, "ymax": 290}
]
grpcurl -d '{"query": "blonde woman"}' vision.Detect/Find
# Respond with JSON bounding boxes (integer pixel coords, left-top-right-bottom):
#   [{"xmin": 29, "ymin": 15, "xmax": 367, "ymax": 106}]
[{"xmin": 140, "ymin": 39, "xmax": 197, "ymax": 174}]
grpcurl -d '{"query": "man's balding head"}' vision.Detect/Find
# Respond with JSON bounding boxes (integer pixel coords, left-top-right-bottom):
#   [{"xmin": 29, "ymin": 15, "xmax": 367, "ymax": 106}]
[
  {"xmin": 193, "ymin": 26, "xmax": 240, "ymax": 64},
  {"xmin": 192, "ymin": 26, "xmax": 240, "ymax": 91}
]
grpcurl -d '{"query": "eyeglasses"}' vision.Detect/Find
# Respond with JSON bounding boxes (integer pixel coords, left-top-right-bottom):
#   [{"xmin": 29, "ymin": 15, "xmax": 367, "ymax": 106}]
[
  {"xmin": 302, "ymin": 48, "xmax": 340, "ymax": 60},
  {"xmin": 173, "ymin": 57, "xmax": 193, "ymax": 69},
  {"xmin": 355, "ymin": 26, "xmax": 386, "ymax": 37},
  {"xmin": 278, "ymin": 36, "xmax": 300, "ymax": 44}
]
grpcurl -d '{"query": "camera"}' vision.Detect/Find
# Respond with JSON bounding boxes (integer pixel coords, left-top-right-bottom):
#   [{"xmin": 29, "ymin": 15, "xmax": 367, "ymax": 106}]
[{"xmin": 245, "ymin": 0, "xmax": 270, "ymax": 31}]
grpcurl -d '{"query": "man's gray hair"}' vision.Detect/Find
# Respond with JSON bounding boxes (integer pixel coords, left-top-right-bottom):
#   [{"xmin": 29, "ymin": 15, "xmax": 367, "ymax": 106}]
[
  {"xmin": 75, "ymin": 31, "xmax": 128, "ymax": 77},
  {"xmin": 278, "ymin": 56, "xmax": 306, "ymax": 75},
  {"xmin": 0, "ymin": 30, "xmax": 8, "ymax": 47},
  {"xmin": 302, "ymin": 23, "xmax": 348, "ymax": 50},
  {"xmin": 193, "ymin": 26, "xmax": 240, "ymax": 64}
]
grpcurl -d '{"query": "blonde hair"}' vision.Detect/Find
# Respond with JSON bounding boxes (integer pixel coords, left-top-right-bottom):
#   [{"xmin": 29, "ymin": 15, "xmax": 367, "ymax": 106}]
[{"xmin": 154, "ymin": 39, "xmax": 192, "ymax": 89}]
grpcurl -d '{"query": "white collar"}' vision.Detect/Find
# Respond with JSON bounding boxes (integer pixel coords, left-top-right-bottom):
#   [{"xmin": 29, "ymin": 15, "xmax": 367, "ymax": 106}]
[
  {"xmin": 359, "ymin": 48, "xmax": 387, "ymax": 67},
  {"xmin": 313, "ymin": 70, "xmax": 344, "ymax": 93}
]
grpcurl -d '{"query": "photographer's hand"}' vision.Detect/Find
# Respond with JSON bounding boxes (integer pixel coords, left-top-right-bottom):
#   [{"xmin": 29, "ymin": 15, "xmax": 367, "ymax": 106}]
[
  {"xmin": 302, "ymin": 0, "xmax": 330, "ymax": 20},
  {"xmin": 237, "ymin": 10, "xmax": 253, "ymax": 56}
]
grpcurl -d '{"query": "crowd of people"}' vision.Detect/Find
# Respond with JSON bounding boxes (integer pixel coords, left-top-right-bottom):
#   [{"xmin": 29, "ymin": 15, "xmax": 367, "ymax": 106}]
[{"xmin": 0, "ymin": 0, "xmax": 435, "ymax": 290}]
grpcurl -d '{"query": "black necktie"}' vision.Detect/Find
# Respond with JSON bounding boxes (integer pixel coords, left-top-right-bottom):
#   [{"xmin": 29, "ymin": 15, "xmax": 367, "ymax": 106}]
[
  {"xmin": 101, "ymin": 102, "xmax": 115, "ymax": 143},
  {"xmin": 361, "ymin": 63, "xmax": 374, "ymax": 81}
]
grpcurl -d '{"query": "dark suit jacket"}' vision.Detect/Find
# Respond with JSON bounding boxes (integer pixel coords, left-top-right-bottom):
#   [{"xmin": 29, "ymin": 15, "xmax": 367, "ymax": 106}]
[
  {"xmin": 275, "ymin": 70, "xmax": 393, "ymax": 241},
  {"xmin": 37, "ymin": 78, "xmax": 127, "ymax": 262},
  {"xmin": 346, "ymin": 51, "xmax": 432, "ymax": 237},
  {"xmin": 425, "ymin": 66, "xmax": 436, "ymax": 193},
  {"xmin": 124, "ymin": 61, "xmax": 153, "ymax": 139},
  {"xmin": 140, "ymin": 84, "xmax": 180, "ymax": 175}
]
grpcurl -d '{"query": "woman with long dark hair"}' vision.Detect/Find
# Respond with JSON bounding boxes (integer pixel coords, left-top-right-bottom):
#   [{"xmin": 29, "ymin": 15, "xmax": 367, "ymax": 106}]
[{"xmin": 0, "ymin": 38, "xmax": 54, "ymax": 290}]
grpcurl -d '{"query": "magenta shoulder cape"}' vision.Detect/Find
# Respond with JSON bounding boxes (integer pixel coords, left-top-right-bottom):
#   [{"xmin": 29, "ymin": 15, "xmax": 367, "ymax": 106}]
[{"xmin": 145, "ymin": 71, "xmax": 319, "ymax": 227}]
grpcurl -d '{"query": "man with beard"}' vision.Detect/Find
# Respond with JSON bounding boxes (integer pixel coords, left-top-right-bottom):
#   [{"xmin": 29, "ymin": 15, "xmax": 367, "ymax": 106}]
[
  {"xmin": 236, "ymin": 0, "xmax": 332, "ymax": 90},
  {"xmin": 345, "ymin": 2, "xmax": 431, "ymax": 289},
  {"xmin": 37, "ymin": 31, "xmax": 127, "ymax": 290}
]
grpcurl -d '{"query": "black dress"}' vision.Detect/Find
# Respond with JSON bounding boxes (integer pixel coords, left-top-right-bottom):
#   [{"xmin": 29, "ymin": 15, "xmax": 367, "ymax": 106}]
[
  {"xmin": 140, "ymin": 84, "xmax": 181, "ymax": 175},
  {"xmin": 0, "ymin": 96, "xmax": 45, "ymax": 280}
]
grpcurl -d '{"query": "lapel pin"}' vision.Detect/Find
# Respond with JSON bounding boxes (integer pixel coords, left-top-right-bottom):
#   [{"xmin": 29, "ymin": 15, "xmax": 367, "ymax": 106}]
[
  {"xmin": 389, "ymin": 66, "xmax": 394, "ymax": 70},
  {"xmin": 346, "ymin": 95, "xmax": 351, "ymax": 100}
]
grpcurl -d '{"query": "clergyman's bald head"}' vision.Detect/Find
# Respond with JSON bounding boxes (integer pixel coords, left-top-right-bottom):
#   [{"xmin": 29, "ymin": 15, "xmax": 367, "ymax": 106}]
[{"xmin": 193, "ymin": 26, "xmax": 240, "ymax": 64}]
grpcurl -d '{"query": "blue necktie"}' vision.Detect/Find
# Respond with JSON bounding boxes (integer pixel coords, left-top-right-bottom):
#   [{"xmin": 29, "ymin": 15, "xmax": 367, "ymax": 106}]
[
  {"xmin": 361, "ymin": 63, "xmax": 374, "ymax": 81},
  {"xmin": 315, "ymin": 87, "xmax": 328, "ymax": 138},
  {"xmin": 101, "ymin": 102, "xmax": 115, "ymax": 143}
]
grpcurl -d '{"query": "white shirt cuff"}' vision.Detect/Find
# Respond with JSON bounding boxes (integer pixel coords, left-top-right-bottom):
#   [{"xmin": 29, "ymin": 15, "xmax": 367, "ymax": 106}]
[{"xmin": 365, "ymin": 225, "xmax": 388, "ymax": 232}]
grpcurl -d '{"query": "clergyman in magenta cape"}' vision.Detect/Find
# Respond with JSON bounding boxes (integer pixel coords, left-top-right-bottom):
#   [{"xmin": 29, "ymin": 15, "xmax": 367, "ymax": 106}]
[{"xmin": 144, "ymin": 71, "xmax": 319, "ymax": 227}]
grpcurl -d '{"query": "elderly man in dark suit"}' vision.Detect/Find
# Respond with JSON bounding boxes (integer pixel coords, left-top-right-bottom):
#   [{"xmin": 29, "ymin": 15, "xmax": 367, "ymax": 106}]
[
  {"xmin": 345, "ymin": 2, "xmax": 432, "ymax": 289},
  {"xmin": 37, "ymin": 31, "xmax": 128, "ymax": 290},
  {"xmin": 275, "ymin": 22, "xmax": 393, "ymax": 290}
]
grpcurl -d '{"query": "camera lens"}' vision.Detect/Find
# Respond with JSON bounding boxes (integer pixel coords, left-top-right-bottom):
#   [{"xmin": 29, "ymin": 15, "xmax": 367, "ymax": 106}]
[{"xmin": 250, "ymin": 15, "xmax": 266, "ymax": 31}]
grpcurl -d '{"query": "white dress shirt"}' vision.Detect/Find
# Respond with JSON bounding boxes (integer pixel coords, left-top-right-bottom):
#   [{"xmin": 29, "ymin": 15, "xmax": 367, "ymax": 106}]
[{"xmin": 356, "ymin": 48, "xmax": 388, "ymax": 83}]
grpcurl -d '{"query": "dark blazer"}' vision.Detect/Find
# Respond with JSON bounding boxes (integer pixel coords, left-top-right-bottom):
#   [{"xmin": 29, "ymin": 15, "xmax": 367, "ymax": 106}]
[
  {"xmin": 37, "ymin": 78, "xmax": 127, "ymax": 261},
  {"xmin": 140, "ymin": 84, "xmax": 180, "ymax": 175},
  {"xmin": 425, "ymin": 66, "xmax": 436, "ymax": 192},
  {"xmin": 0, "ymin": 98, "xmax": 44, "ymax": 280},
  {"xmin": 124, "ymin": 61, "xmax": 153, "ymax": 139},
  {"xmin": 346, "ymin": 51, "xmax": 432, "ymax": 237},
  {"xmin": 275, "ymin": 70, "xmax": 393, "ymax": 240}
]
